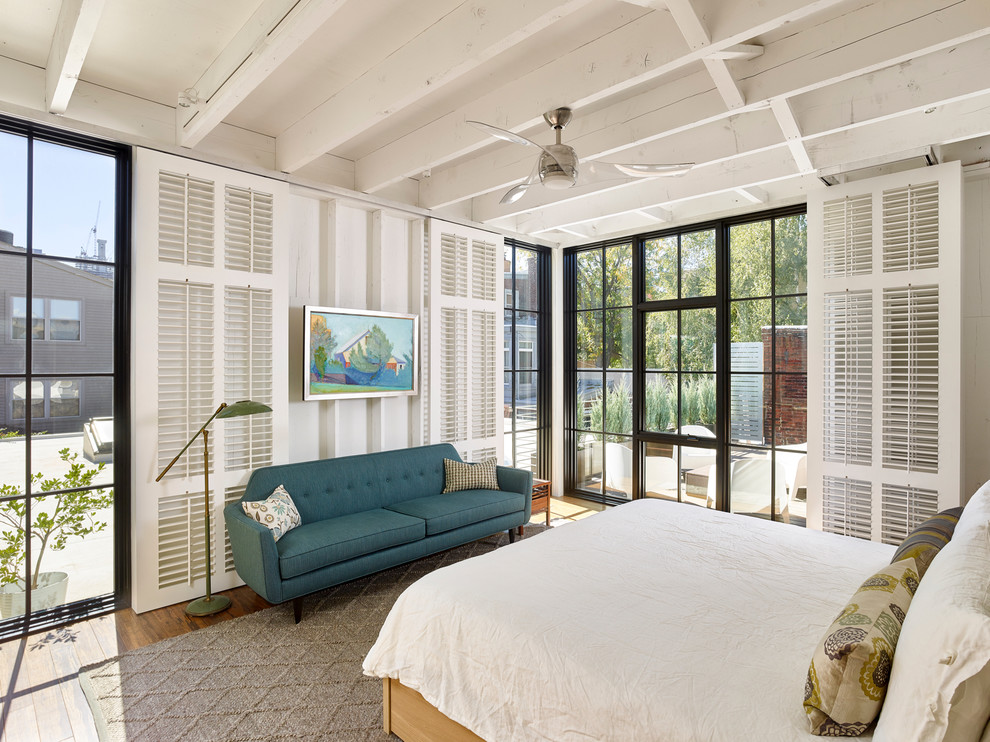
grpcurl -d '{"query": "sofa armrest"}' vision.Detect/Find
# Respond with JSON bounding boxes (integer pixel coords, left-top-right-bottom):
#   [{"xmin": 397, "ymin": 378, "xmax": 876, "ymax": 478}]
[
  {"xmin": 497, "ymin": 465, "xmax": 534, "ymax": 522},
  {"xmin": 224, "ymin": 502, "xmax": 283, "ymax": 604}
]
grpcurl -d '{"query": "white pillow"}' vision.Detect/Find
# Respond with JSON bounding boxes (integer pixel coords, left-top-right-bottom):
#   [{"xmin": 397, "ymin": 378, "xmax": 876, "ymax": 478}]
[
  {"xmin": 241, "ymin": 484, "xmax": 301, "ymax": 542},
  {"xmin": 874, "ymin": 483, "xmax": 990, "ymax": 742}
]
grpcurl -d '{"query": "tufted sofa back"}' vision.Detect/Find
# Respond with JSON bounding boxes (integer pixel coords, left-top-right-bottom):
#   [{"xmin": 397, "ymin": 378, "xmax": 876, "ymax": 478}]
[{"xmin": 241, "ymin": 443, "xmax": 460, "ymax": 524}]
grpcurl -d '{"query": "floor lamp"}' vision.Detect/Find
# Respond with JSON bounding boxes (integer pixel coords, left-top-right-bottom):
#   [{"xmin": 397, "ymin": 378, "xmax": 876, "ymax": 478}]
[{"xmin": 156, "ymin": 400, "xmax": 272, "ymax": 616}]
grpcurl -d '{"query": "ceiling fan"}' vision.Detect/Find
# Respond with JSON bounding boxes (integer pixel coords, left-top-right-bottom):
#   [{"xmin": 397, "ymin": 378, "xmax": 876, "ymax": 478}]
[{"xmin": 468, "ymin": 107, "xmax": 694, "ymax": 205}]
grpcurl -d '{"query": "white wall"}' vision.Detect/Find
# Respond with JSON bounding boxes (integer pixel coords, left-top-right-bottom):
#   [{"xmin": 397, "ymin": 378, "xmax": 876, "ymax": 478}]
[
  {"xmin": 962, "ymin": 166, "xmax": 990, "ymax": 500},
  {"xmin": 285, "ymin": 191, "xmax": 424, "ymax": 463}
]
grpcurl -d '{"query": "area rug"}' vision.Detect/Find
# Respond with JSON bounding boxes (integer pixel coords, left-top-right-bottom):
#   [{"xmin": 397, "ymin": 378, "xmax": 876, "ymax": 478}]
[{"xmin": 80, "ymin": 528, "xmax": 544, "ymax": 742}]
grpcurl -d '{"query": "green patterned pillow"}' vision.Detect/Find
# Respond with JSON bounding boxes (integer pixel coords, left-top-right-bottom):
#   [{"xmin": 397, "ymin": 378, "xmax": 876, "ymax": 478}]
[
  {"xmin": 241, "ymin": 484, "xmax": 301, "ymax": 542},
  {"xmin": 890, "ymin": 507, "xmax": 963, "ymax": 578},
  {"xmin": 442, "ymin": 457, "xmax": 499, "ymax": 493},
  {"xmin": 804, "ymin": 559, "xmax": 920, "ymax": 736}
]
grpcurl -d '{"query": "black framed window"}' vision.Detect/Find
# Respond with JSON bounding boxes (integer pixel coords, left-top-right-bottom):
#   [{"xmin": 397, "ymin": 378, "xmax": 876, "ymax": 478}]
[
  {"xmin": 564, "ymin": 206, "xmax": 807, "ymax": 521},
  {"xmin": 0, "ymin": 116, "xmax": 130, "ymax": 640},
  {"xmin": 503, "ymin": 240, "xmax": 551, "ymax": 477}
]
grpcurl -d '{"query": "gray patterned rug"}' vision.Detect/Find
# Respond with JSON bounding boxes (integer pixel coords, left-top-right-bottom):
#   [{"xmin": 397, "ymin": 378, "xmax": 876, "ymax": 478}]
[{"xmin": 81, "ymin": 528, "xmax": 544, "ymax": 741}]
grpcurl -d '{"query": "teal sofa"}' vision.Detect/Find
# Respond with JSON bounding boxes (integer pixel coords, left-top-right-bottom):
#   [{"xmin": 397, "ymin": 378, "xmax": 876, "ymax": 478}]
[{"xmin": 224, "ymin": 443, "xmax": 532, "ymax": 622}]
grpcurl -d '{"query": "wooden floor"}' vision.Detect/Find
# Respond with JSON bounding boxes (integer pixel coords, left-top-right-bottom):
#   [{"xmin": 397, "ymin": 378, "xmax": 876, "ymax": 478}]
[{"xmin": 0, "ymin": 498, "xmax": 596, "ymax": 742}]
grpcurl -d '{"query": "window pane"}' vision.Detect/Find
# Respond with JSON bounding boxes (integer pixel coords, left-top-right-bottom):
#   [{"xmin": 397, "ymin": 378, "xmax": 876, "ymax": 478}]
[
  {"xmin": 3, "ymin": 265, "xmax": 27, "ymax": 372},
  {"xmin": 681, "ymin": 308, "xmax": 715, "ymax": 372},
  {"xmin": 643, "ymin": 441, "xmax": 678, "ymax": 500},
  {"xmin": 576, "ymin": 250, "xmax": 602, "ymax": 309},
  {"xmin": 773, "ymin": 373, "xmax": 807, "ymax": 448},
  {"xmin": 576, "ymin": 432, "xmax": 603, "ymax": 495},
  {"xmin": 0, "ymin": 132, "xmax": 28, "ymax": 246},
  {"xmin": 34, "ymin": 263, "xmax": 114, "ymax": 374},
  {"xmin": 730, "ymin": 220, "xmax": 772, "ymax": 298},
  {"xmin": 515, "ymin": 248, "xmax": 540, "ymax": 311},
  {"xmin": 730, "ymin": 297, "xmax": 771, "ymax": 347},
  {"xmin": 729, "ymin": 373, "xmax": 765, "ymax": 445},
  {"xmin": 728, "ymin": 446, "xmax": 788, "ymax": 522},
  {"xmin": 503, "ymin": 246, "xmax": 514, "ymax": 308},
  {"xmin": 503, "ymin": 310, "xmax": 512, "ymax": 369},
  {"xmin": 603, "ymin": 435, "xmax": 632, "ymax": 500},
  {"xmin": 605, "ymin": 372, "xmax": 632, "ymax": 435},
  {"xmin": 50, "ymin": 380, "xmax": 80, "ymax": 417},
  {"xmin": 12, "ymin": 380, "xmax": 44, "ymax": 420},
  {"xmin": 680, "ymin": 373, "xmax": 715, "ymax": 428},
  {"xmin": 32, "ymin": 141, "xmax": 117, "ymax": 262},
  {"xmin": 576, "ymin": 311, "xmax": 602, "ymax": 369},
  {"xmin": 576, "ymin": 372, "xmax": 602, "ymax": 431},
  {"xmin": 515, "ymin": 319, "xmax": 537, "ymax": 369},
  {"xmin": 644, "ymin": 312, "xmax": 677, "ymax": 371},
  {"xmin": 515, "ymin": 371, "xmax": 538, "ymax": 429},
  {"xmin": 775, "ymin": 214, "xmax": 807, "ymax": 295},
  {"xmin": 644, "ymin": 372, "xmax": 677, "ymax": 432},
  {"xmin": 0, "ymin": 428, "xmax": 26, "ymax": 479},
  {"xmin": 681, "ymin": 230, "xmax": 715, "ymax": 298},
  {"xmin": 774, "ymin": 298, "xmax": 807, "ymax": 373},
  {"xmin": 512, "ymin": 428, "xmax": 538, "ymax": 473},
  {"xmin": 645, "ymin": 235, "xmax": 677, "ymax": 301},
  {"xmin": 503, "ymin": 370, "xmax": 512, "ymax": 438},
  {"xmin": 604, "ymin": 243, "xmax": 632, "ymax": 307},
  {"xmin": 605, "ymin": 308, "xmax": 632, "ymax": 369}
]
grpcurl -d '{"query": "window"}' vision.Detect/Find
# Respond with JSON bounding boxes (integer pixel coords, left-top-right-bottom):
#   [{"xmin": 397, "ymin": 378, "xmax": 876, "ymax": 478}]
[
  {"xmin": 0, "ymin": 115, "xmax": 130, "ymax": 641},
  {"xmin": 503, "ymin": 241, "xmax": 550, "ymax": 476},
  {"xmin": 11, "ymin": 297, "xmax": 81, "ymax": 341},
  {"xmin": 565, "ymin": 207, "xmax": 807, "ymax": 520}
]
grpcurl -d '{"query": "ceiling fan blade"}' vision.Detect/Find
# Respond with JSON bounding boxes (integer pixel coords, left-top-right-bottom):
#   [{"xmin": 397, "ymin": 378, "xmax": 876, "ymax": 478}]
[
  {"xmin": 609, "ymin": 162, "xmax": 694, "ymax": 177},
  {"xmin": 499, "ymin": 156, "xmax": 542, "ymax": 205},
  {"xmin": 468, "ymin": 120, "xmax": 564, "ymax": 169}
]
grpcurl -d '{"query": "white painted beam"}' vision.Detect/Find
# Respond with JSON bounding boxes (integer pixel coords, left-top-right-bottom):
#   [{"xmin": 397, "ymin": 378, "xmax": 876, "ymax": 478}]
[
  {"xmin": 356, "ymin": 0, "xmax": 848, "ymax": 193},
  {"xmin": 708, "ymin": 44, "xmax": 763, "ymax": 61},
  {"xmin": 734, "ymin": 186, "xmax": 768, "ymax": 204},
  {"xmin": 176, "ymin": 0, "xmax": 348, "ymax": 149},
  {"xmin": 276, "ymin": 0, "xmax": 596, "ymax": 173},
  {"xmin": 665, "ymin": 0, "xmax": 745, "ymax": 109},
  {"xmin": 770, "ymin": 97, "xmax": 814, "ymax": 173},
  {"xmin": 45, "ymin": 0, "xmax": 105, "ymax": 115},
  {"xmin": 636, "ymin": 206, "xmax": 672, "ymax": 222}
]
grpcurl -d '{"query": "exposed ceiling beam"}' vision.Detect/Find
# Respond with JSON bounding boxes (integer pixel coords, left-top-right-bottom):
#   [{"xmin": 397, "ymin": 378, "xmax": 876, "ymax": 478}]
[
  {"xmin": 46, "ymin": 0, "xmax": 106, "ymax": 115},
  {"xmin": 356, "ymin": 0, "xmax": 847, "ymax": 193},
  {"xmin": 276, "ymin": 0, "xmax": 597, "ymax": 173},
  {"xmin": 735, "ymin": 186, "xmax": 768, "ymax": 203},
  {"xmin": 176, "ymin": 0, "xmax": 348, "ymax": 149},
  {"xmin": 708, "ymin": 44, "xmax": 763, "ymax": 61},
  {"xmin": 635, "ymin": 206, "xmax": 673, "ymax": 222},
  {"xmin": 664, "ymin": 0, "xmax": 745, "ymax": 109},
  {"xmin": 770, "ymin": 97, "xmax": 814, "ymax": 173}
]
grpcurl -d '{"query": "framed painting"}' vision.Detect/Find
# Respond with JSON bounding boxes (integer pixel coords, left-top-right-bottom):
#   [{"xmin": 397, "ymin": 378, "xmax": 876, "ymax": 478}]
[{"xmin": 304, "ymin": 306, "xmax": 419, "ymax": 400}]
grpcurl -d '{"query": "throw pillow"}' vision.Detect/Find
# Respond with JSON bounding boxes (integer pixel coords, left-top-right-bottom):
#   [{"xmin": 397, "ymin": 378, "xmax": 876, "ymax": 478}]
[
  {"xmin": 241, "ymin": 484, "xmax": 301, "ymax": 542},
  {"xmin": 804, "ymin": 558, "xmax": 920, "ymax": 736},
  {"xmin": 442, "ymin": 457, "xmax": 499, "ymax": 493},
  {"xmin": 890, "ymin": 507, "xmax": 964, "ymax": 578}
]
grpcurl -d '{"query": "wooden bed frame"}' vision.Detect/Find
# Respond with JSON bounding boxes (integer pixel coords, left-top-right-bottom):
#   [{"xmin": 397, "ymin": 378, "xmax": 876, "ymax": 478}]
[{"xmin": 383, "ymin": 678, "xmax": 485, "ymax": 742}]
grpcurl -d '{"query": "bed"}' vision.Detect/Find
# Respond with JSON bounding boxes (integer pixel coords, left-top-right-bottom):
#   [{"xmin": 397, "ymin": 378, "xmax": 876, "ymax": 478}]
[{"xmin": 364, "ymin": 498, "xmax": 905, "ymax": 741}]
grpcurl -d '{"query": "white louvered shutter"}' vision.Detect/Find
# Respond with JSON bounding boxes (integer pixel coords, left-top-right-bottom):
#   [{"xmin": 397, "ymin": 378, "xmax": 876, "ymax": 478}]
[
  {"xmin": 426, "ymin": 219, "xmax": 503, "ymax": 459},
  {"xmin": 808, "ymin": 162, "xmax": 962, "ymax": 541},
  {"xmin": 132, "ymin": 148, "xmax": 289, "ymax": 613}
]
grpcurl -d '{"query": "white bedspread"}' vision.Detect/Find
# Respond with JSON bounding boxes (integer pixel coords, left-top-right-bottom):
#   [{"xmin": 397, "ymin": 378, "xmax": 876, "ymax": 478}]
[{"xmin": 363, "ymin": 499, "xmax": 896, "ymax": 742}]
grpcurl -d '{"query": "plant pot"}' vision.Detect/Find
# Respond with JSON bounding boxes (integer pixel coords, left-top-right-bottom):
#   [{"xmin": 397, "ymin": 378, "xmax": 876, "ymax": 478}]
[{"xmin": 0, "ymin": 571, "xmax": 69, "ymax": 618}]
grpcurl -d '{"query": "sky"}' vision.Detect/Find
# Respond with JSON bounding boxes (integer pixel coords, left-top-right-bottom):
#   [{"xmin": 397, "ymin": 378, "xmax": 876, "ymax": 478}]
[
  {"xmin": 0, "ymin": 131, "xmax": 116, "ymax": 261},
  {"xmin": 311, "ymin": 310, "xmax": 415, "ymax": 359}
]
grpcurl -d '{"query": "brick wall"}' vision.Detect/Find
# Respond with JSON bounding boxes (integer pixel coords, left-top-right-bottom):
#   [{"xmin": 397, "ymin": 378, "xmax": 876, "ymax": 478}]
[{"xmin": 762, "ymin": 326, "xmax": 807, "ymax": 446}]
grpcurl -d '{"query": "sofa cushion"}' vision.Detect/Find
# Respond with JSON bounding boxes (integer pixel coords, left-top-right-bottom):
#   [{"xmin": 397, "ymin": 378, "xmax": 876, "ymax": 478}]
[
  {"xmin": 385, "ymin": 489, "xmax": 526, "ymax": 536},
  {"xmin": 277, "ymin": 508, "xmax": 425, "ymax": 579}
]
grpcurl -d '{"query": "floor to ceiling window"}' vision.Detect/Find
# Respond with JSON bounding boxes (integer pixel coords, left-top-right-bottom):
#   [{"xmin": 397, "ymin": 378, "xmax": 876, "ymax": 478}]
[
  {"xmin": 565, "ymin": 207, "xmax": 807, "ymax": 520},
  {"xmin": 0, "ymin": 117, "xmax": 130, "ymax": 639},
  {"xmin": 503, "ymin": 240, "xmax": 551, "ymax": 477}
]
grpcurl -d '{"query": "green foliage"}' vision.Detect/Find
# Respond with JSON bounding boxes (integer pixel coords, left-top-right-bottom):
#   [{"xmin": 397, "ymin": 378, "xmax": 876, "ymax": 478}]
[
  {"xmin": 0, "ymin": 449, "xmax": 113, "ymax": 589},
  {"xmin": 586, "ymin": 376, "xmax": 633, "ymax": 442},
  {"xmin": 313, "ymin": 345, "xmax": 328, "ymax": 379},
  {"xmin": 309, "ymin": 314, "xmax": 339, "ymax": 377},
  {"xmin": 349, "ymin": 325, "xmax": 394, "ymax": 379}
]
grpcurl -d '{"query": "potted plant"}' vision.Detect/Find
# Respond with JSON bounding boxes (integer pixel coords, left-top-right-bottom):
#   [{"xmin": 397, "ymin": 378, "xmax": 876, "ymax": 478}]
[{"xmin": 0, "ymin": 448, "xmax": 114, "ymax": 618}]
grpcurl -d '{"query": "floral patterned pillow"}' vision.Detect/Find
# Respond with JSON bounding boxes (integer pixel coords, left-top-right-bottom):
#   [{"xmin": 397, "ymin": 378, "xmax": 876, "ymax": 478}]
[{"xmin": 241, "ymin": 485, "xmax": 301, "ymax": 542}]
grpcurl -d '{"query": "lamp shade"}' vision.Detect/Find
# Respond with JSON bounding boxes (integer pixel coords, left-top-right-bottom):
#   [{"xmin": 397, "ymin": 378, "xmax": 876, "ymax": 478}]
[{"xmin": 216, "ymin": 400, "xmax": 272, "ymax": 418}]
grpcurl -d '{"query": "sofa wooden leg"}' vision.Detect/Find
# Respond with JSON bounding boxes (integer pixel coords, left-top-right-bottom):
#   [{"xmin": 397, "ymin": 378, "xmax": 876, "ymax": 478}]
[
  {"xmin": 293, "ymin": 596, "xmax": 303, "ymax": 624},
  {"xmin": 508, "ymin": 528, "xmax": 516, "ymax": 544}
]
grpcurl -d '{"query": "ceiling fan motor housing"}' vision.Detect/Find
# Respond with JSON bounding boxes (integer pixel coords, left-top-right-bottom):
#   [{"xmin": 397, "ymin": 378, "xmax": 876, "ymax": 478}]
[{"xmin": 540, "ymin": 144, "xmax": 579, "ymax": 189}]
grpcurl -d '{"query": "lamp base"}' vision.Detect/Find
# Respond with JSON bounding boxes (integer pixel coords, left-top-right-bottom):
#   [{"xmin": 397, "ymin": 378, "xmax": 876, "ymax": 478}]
[{"xmin": 185, "ymin": 594, "xmax": 231, "ymax": 617}]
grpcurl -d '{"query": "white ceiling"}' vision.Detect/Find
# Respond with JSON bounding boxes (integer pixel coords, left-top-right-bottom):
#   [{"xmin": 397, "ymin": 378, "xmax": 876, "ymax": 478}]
[{"xmin": 1, "ymin": 0, "xmax": 989, "ymax": 247}]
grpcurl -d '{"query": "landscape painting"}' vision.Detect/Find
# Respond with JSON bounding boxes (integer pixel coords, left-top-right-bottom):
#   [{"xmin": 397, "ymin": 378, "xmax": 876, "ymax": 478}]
[{"xmin": 304, "ymin": 306, "xmax": 418, "ymax": 400}]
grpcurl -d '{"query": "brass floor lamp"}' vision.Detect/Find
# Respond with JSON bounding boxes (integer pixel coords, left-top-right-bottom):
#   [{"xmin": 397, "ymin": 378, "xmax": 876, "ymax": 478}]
[{"xmin": 156, "ymin": 400, "xmax": 272, "ymax": 616}]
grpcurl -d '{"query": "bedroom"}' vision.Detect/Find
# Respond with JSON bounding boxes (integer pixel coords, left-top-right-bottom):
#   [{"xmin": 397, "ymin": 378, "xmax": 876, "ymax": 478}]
[{"xmin": 1, "ymin": 0, "xmax": 989, "ymax": 739}]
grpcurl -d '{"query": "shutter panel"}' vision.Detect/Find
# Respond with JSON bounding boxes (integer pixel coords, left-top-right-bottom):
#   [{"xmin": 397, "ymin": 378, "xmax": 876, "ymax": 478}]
[
  {"xmin": 427, "ymin": 219, "xmax": 504, "ymax": 459},
  {"xmin": 157, "ymin": 280, "xmax": 214, "ymax": 477},
  {"xmin": 808, "ymin": 162, "xmax": 962, "ymax": 541},
  {"xmin": 880, "ymin": 484, "xmax": 939, "ymax": 545},
  {"xmin": 821, "ymin": 476, "xmax": 872, "ymax": 540},
  {"xmin": 133, "ymin": 148, "xmax": 288, "ymax": 613},
  {"xmin": 158, "ymin": 170, "xmax": 214, "ymax": 266},
  {"xmin": 224, "ymin": 286, "xmax": 274, "ymax": 470},
  {"xmin": 822, "ymin": 290, "xmax": 872, "ymax": 465}
]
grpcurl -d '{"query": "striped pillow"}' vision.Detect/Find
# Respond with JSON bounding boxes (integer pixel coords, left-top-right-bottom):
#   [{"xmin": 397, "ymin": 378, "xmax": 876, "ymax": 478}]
[
  {"xmin": 442, "ymin": 457, "xmax": 499, "ymax": 493},
  {"xmin": 890, "ymin": 507, "xmax": 963, "ymax": 578}
]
